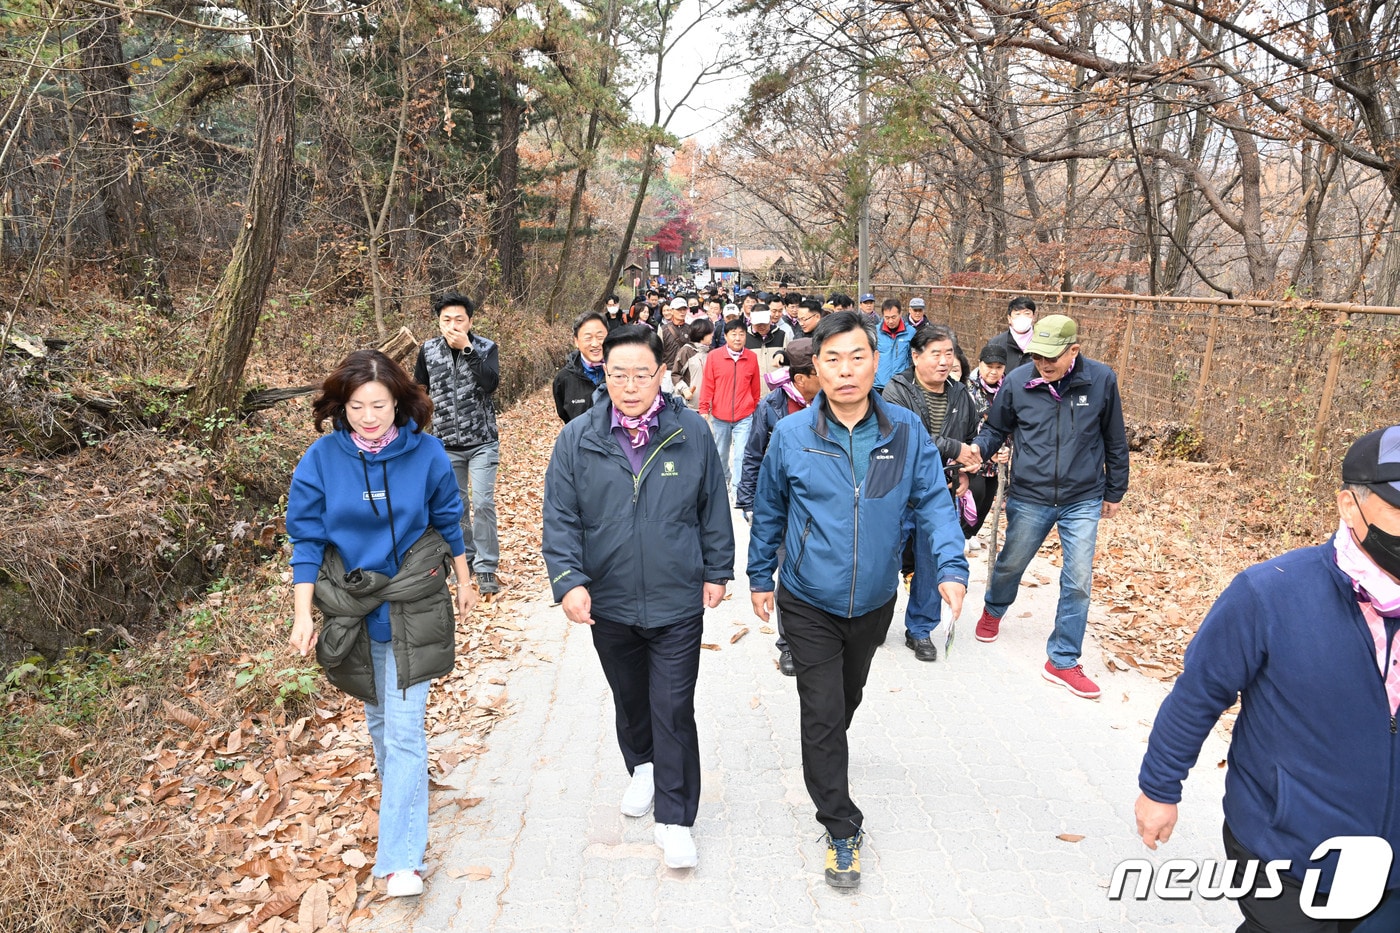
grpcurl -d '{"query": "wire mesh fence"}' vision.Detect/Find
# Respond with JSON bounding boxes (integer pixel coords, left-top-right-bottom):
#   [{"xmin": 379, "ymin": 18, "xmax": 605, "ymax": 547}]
[{"xmin": 854, "ymin": 285, "xmax": 1400, "ymax": 488}]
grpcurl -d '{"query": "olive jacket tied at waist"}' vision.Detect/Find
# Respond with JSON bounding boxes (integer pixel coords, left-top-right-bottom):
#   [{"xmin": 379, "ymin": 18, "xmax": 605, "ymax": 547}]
[{"xmin": 313, "ymin": 527, "xmax": 456, "ymax": 704}]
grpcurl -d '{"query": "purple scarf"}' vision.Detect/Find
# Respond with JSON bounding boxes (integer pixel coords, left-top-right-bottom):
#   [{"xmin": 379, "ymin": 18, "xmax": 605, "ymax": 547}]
[
  {"xmin": 765, "ymin": 366, "xmax": 810, "ymax": 409},
  {"xmin": 616, "ymin": 394, "xmax": 667, "ymax": 449},
  {"xmin": 351, "ymin": 423, "xmax": 399, "ymax": 454},
  {"xmin": 1024, "ymin": 357, "xmax": 1077, "ymax": 401}
]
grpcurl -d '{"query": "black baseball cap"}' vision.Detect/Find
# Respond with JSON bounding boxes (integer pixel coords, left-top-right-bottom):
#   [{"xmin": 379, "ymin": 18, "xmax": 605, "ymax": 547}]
[{"xmin": 1343, "ymin": 425, "xmax": 1400, "ymax": 508}]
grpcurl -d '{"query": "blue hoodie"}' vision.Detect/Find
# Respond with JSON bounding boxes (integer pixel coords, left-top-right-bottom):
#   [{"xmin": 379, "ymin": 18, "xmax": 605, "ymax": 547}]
[{"xmin": 287, "ymin": 421, "xmax": 466, "ymax": 641}]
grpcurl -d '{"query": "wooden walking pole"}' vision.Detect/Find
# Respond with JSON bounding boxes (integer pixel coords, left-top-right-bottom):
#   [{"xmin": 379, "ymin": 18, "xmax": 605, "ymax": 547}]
[{"xmin": 987, "ymin": 461, "xmax": 1008, "ymax": 571}]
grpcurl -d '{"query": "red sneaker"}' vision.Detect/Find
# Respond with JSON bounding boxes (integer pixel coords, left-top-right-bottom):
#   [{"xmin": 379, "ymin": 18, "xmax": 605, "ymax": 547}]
[
  {"xmin": 974, "ymin": 608, "xmax": 1001, "ymax": 642},
  {"xmin": 1042, "ymin": 661, "xmax": 1101, "ymax": 699}
]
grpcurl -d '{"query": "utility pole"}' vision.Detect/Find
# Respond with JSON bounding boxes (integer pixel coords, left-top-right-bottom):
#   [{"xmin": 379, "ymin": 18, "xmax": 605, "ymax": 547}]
[{"xmin": 856, "ymin": 0, "xmax": 870, "ymax": 298}]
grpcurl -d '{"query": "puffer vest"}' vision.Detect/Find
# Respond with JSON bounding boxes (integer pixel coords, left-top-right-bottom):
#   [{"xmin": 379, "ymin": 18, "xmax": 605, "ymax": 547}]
[{"xmin": 421, "ymin": 335, "xmax": 498, "ymax": 449}]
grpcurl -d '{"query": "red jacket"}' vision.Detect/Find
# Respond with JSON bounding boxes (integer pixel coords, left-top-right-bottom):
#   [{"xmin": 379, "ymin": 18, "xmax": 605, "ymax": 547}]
[{"xmin": 698, "ymin": 348, "xmax": 762, "ymax": 422}]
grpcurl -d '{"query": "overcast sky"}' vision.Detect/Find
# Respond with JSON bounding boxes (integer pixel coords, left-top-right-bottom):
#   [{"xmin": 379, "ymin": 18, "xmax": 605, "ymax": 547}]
[{"xmin": 632, "ymin": 0, "xmax": 753, "ymax": 145}]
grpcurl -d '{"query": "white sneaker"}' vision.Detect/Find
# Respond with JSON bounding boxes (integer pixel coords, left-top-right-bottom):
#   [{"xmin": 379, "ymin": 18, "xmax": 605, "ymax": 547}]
[
  {"xmin": 654, "ymin": 823, "xmax": 698, "ymax": 869},
  {"xmin": 966, "ymin": 537, "xmax": 983, "ymax": 553},
  {"xmin": 386, "ymin": 871, "xmax": 424, "ymax": 897},
  {"xmin": 620, "ymin": 762, "xmax": 654, "ymax": 817}
]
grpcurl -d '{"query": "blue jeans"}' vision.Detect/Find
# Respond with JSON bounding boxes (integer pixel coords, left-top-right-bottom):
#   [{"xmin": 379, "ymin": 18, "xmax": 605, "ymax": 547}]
[
  {"xmin": 708, "ymin": 415, "xmax": 752, "ymax": 499},
  {"xmin": 902, "ymin": 511, "xmax": 944, "ymax": 639},
  {"xmin": 447, "ymin": 441, "xmax": 499, "ymax": 575},
  {"xmin": 365, "ymin": 640, "xmax": 431, "ymax": 876},
  {"xmin": 982, "ymin": 496, "xmax": 1102, "ymax": 669}
]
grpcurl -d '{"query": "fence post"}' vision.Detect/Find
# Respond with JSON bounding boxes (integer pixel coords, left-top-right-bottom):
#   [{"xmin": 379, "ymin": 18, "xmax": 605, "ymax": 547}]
[
  {"xmin": 1191, "ymin": 301, "xmax": 1221, "ymax": 424},
  {"xmin": 1309, "ymin": 312, "xmax": 1350, "ymax": 476},
  {"xmin": 1116, "ymin": 305, "xmax": 1136, "ymax": 376}
]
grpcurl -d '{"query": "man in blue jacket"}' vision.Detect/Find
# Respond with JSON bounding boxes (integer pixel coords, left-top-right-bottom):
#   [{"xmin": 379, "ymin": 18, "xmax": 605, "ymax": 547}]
[
  {"xmin": 1136, "ymin": 425, "xmax": 1400, "ymax": 933},
  {"xmin": 968, "ymin": 314, "xmax": 1129, "ymax": 700},
  {"xmin": 748, "ymin": 311, "xmax": 968, "ymax": 889},
  {"xmin": 874, "ymin": 298, "xmax": 914, "ymax": 390},
  {"xmin": 541, "ymin": 325, "xmax": 735, "ymax": 873}
]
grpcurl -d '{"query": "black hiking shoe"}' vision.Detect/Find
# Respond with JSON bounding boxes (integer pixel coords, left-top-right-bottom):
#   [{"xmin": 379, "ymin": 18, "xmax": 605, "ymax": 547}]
[
  {"xmin": 778, "ymin": 649, "xmax": 796, "ymax": 677},
  {"xmin": 905, "ymin": 632, "xmax": 938, "ymax": 662}
]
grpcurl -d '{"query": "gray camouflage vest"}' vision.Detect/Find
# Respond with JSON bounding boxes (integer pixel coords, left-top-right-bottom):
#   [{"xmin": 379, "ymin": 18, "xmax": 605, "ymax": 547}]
[{"xmin": 421, "ymin": 335, "xmax": 498, "ymax": 449}]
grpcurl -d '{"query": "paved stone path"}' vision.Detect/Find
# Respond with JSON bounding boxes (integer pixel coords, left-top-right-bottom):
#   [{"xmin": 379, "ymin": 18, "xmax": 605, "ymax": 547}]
[{"xmin": 367, "ymin": 513, "xmax": 1238, "ymax": 932}]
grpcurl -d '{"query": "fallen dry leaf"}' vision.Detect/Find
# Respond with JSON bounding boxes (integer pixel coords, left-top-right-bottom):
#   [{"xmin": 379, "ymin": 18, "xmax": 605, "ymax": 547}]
[
  {"xmin": 700, "ymin": 643, "xmax": 720, "ymax": 651},
  {"xmin": 297, "ymin": 879, "xmax": 331, "ymax": 932},
  {"xmin": 341, "ymin": 849, "xmax": 368, "ymax": 869},
  {"xmin": 1056, "ymin": 833, "xmax": 1086, "ymax": 843},
  {"xmin": 730, "ymin": 627, "xmax": 748, "ymax": 644},
  {"xmin": 446, "ymin": 865, "xmax": 494, "ymax": 881}
]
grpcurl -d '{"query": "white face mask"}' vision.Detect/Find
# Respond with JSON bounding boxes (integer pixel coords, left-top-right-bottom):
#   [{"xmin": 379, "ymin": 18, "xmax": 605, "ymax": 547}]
[{"xmin": 1010, "ymin": 314, "xmax": 1033, "ymax": 334}]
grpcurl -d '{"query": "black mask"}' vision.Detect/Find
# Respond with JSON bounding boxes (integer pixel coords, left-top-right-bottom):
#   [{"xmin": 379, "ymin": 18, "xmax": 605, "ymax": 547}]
[{"xmin": 1352, "ymin": 492, "xmax": 1400, "ymax": 581}]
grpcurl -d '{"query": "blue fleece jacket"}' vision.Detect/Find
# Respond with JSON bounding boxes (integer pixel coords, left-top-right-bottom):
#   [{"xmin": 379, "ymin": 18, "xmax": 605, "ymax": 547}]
[
  {"xmin": 1139, "ymin": 542, "xmax": 1400, "ymax": 893},
  {"xmin": 287, "ymin": 422, "xmax": 466, "ymax": 641}
]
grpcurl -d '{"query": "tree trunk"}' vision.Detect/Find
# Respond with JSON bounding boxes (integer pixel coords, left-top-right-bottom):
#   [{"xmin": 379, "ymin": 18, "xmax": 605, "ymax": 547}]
[
  {"xmin": 78, "ymin": 7, "xmax": 171, "ymax": 312},
  {"xmin": 491, "ymin": 55, "xmax": 525, "ymax": 300},
  {"xmin": 594, "ymin": 142, "xmax": 657, "ymax": 312},
  {"xmin": 190, "ymin": 0, "xmax": 297, "ymax": 430},
  {"xmin": 546, "ymin": 110, "xmax": 603, "ymax": 324},
  {"xmin": 1227, "ymin": 117, "xmax": 1277, "ymax": 294}
]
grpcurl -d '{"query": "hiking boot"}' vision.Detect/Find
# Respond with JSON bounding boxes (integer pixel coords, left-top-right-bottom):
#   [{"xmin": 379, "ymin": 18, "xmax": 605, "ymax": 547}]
[
  {"xmin": 386, "ymin": 871, "xmax": 423, "ymax": 897},
  {"xmin": 476, "ymin": 572, "xmax": 500, "ymax": 595},
  {"xmin": 974, "ymin": 608, "xmax": 1001, "ymax": 643},
  {"xmin": 654, "ymin": 823, "xmax": 698, "ymax": 869},
  {"xmin": 1042, "ymin": 660, "xmax": 1101, "ymax": 699},
  {"xmin": 904, "ymin": 633, "xmax": 938, "ymax": 662},
  {"xmin": 778, "ymin": 649, "xmax": 797, "ymax": 677},
  {"xmin": 620, "ymin": 762, "xmax": 654, "ymax": 817},
  {"xmin": 824, "ymin": 831, "xmax": 863, "ymax": 888}
]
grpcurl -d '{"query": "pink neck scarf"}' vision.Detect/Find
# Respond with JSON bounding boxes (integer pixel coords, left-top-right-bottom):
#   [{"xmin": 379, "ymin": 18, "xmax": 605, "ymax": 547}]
[
  {"xmin": 1335, "ymin": 521, "xmax": 1400, "ymax": 615},
  {"xmin": 351, "ymin": 423, "xmax": 399, "ymax": 455},
  {"xmin": 617, "ymin": 394, "xmax": 666, "ymax": 449}
]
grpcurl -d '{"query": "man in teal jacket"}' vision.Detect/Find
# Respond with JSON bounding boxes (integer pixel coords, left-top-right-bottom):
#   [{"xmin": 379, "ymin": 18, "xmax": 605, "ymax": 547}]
[{"xmin": 748, "ymin": 311, "xmax": 968, "ymax": 890}]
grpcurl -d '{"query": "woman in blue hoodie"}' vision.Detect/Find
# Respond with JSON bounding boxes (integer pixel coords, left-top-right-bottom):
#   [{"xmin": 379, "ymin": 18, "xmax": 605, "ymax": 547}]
[{"xmin": 286, "ymin": 349, "xmax": 474, "ymax": 898}]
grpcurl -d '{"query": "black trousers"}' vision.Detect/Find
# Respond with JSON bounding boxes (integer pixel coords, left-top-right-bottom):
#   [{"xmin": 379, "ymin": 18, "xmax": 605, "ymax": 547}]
[
  {"xmin": 776, "ymin": 587, "xmax": 897, "ymax": 837},
  {"xmin": 590, "ymin": 615, "xmax": 703, "ymax": 826},
  {"xmin": 1223, "ymin": 822, "xmax": 1399, "ymax": 933}
]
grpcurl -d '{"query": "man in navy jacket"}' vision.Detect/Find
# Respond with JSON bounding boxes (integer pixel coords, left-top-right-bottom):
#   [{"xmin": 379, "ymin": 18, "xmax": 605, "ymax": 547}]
[
  {"xmin": 748, "ymin": 311, "xmax": 968, "ymax": 889},
  {"xmin": 1136, "ymin": 425, "xmax": 1400, "ymax": 932},
  {"xmin": 968, "ymin": 314, "xmax": 1129, "ymax": 700},
  {"xmin": 542, "ymin": 325, "xmax": 735, "ymax": 872}
]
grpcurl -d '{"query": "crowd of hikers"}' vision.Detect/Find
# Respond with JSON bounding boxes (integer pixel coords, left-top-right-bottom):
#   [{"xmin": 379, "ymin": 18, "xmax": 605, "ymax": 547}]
[{"xmin": 285, "ymin": 281, "xmax": 1400, "ymax": 932}]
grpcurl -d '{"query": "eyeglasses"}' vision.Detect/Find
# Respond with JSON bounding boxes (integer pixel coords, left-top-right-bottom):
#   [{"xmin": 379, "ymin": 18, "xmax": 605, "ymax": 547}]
[
  {"xmin": 605, "ymin": 366, "xmax": 662, "ymax": 386},
  {"xmin": 1029, "ymin": 349, "xmax": 1070, "ymax": 363}
]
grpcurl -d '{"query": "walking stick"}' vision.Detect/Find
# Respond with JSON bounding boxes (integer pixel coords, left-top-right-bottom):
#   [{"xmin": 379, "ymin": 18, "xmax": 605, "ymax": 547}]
[{"xmin": 987, "ymin": 461, "xmax": 1008, "ymax": 571}]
